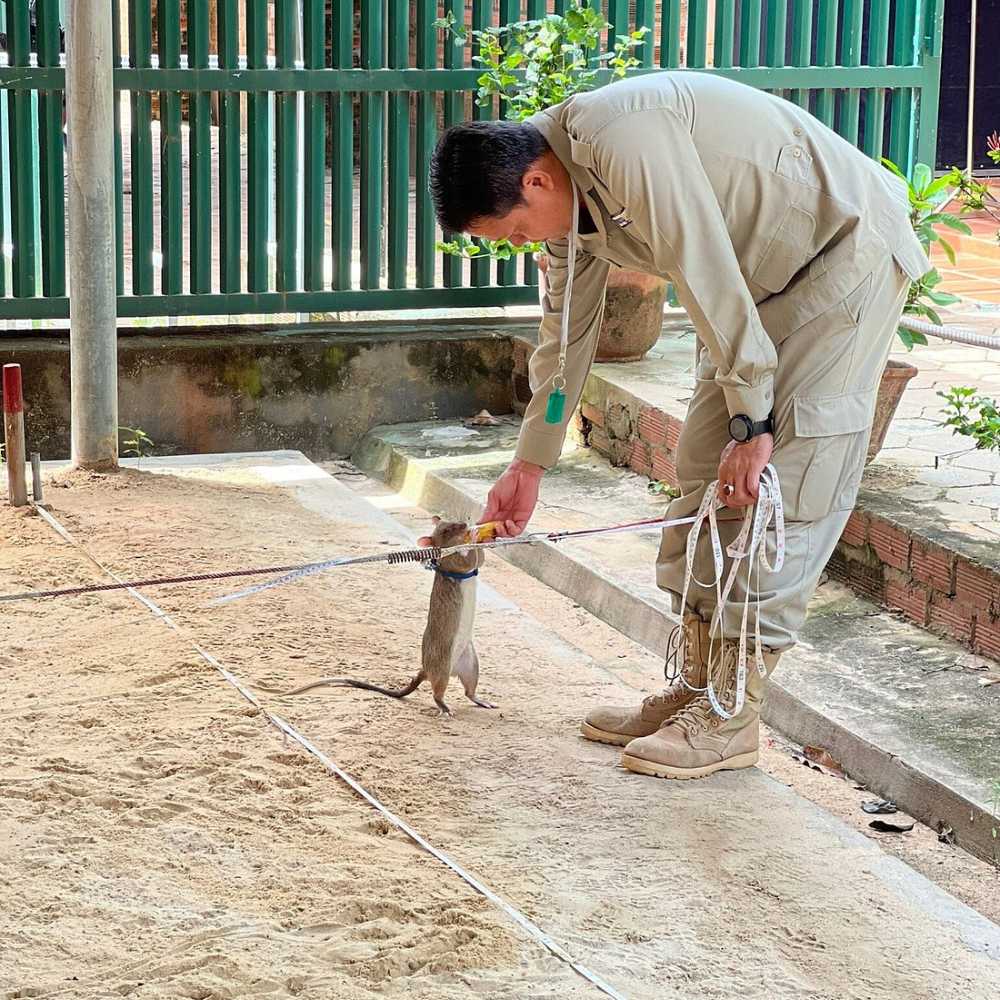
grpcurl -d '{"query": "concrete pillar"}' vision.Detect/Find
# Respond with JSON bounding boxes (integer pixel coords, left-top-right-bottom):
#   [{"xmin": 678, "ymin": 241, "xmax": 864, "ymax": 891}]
[{"xmin": 67, "ymin": 0, "xmax": 119, "ymax": 470}]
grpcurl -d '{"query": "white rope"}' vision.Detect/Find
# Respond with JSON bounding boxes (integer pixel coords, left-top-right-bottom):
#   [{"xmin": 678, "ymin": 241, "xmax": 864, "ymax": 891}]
[
  {"xmin": 899, "ymin": 314, "xmax": 1000, "ymax": 350},
  {"xmin": 668, "ymin": 465, "xmax": 786, "ymax": 720}
]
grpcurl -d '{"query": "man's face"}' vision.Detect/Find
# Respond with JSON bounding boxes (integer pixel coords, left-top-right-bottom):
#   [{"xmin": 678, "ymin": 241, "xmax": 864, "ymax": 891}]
[{"xmin": 466, "ymin": 158, "xmax": 574, "ymax": 246}]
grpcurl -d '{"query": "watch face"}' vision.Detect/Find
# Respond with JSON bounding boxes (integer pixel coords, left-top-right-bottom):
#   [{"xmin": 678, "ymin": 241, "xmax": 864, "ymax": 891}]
[{"xmin": 729, "ymin": 415, "xmax": 752, "ymax": 442}]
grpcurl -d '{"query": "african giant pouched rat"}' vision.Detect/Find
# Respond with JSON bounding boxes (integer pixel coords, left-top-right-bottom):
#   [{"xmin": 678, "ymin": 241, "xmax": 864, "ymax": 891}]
[{"xmin": 258, "ymin": 519, "xmax": 495, "ymax": 716}]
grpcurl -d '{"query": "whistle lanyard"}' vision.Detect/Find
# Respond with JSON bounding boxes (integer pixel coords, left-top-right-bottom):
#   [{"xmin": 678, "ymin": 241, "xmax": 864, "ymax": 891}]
[
  {"xmin": 544, "ymin": 182, "xmax": 580, "ymax": 426},
  {"xmin": 667, "ymin": 465, "xmax": 786, "ymax": 720}
]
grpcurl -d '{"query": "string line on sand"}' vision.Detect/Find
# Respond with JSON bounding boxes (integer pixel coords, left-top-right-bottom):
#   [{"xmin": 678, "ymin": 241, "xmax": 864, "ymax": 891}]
[
  {"xmin": 30, "ymin": 503, "xmax": 629, "ymax": 1000},
  {"xmin": 0, "ymin": 513, "xmax": 699, "ymax": 605}
]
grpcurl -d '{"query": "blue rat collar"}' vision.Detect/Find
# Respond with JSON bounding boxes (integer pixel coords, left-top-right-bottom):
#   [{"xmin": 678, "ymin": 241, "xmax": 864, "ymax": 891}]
[{"xmin": 427, "ymin": 559, "xmax": 478, "ymax": 582}]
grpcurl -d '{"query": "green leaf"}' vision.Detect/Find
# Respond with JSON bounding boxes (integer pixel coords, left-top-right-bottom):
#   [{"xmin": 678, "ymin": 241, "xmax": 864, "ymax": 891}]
[
  {"xmin": 936, "ymin": 212, "xmax": 973, "ymax": 234},
  {"xmin": 897, "ymin": 326, "xmax": 916, "ymax": 350},
  {"xmin": 926, "ymin": 290, "xmax": 960, "ymax": 306},
  {"xmin": 912, "ymin": 163, "xmax": 933, "ymax": 192},
  {"xmin": 937, "ymin": 237, "xmax": 957, "ymax": 265},
  {"xmin": 881, "ymin": 157, "xmax": 908, "ymax": 181}
]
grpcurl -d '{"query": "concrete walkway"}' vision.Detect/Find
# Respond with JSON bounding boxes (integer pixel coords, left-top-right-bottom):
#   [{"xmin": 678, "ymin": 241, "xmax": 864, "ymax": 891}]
[{"xmin": 354, "ymin": 423, "xmax": 1000, "ymax": 865}]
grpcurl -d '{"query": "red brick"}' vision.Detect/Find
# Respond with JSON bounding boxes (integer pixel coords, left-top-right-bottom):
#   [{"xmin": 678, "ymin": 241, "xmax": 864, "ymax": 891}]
[
  {"xmin": 580, "ymin": 402, "xmax": 605, "ymax": 428},
  {"xmin": 637, "ymin": 406, "xmax": 668, "ymax": 446},
  {"xmin": 839, "ymin": 512, "xmax": 869, "ymax": 549},
  {"xmin": 927, "ymin": 593, "xmax": 975, "ymax": 642},
  {"xmin": 629, "ymin": 439, "xmax": 652, "ymax": 477},
  {"xmin": 665, "ymin": 417, "xmax": 683, "ymax": 452},
  {"xmin": 910, "ymin": 541, "xmax": 956, "ymax": 596},
  {"xmin": 885, "ymin": 572, "xmax": 930, "ymax": 627},
  {"xmin": 589, "ymin": 427, "xmax": 612, "ymax": 458},
  {"xmin": 973, "ymin": 616, "xmax": 1000, "ymax": 660},
  {"xmin": 955, "ymin": 561, "xmax": 999, "ymax": 614},
  {"xmin": 651, "ymin": 447, "xmax": 678, "ymax": 486},
  {"xmin": 867, "ymin": 518, "xmax": 911, "ymax": 571}
]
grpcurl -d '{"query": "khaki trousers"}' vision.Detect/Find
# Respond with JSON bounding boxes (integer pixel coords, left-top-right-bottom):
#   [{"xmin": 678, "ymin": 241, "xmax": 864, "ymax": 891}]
[{"xmin": 656, "ymin": 251, "xmax": 911, "ymax": 650}]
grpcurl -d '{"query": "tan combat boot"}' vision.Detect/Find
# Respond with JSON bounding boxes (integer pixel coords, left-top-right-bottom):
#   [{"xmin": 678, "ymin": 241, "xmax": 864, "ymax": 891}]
[
  {"xmin": 580, "ymin": 613, "xmax": 712, "ymax": 747},
  {"xmin": 620, "ymin": 644, "xmax": 782, "ymax": 779}
]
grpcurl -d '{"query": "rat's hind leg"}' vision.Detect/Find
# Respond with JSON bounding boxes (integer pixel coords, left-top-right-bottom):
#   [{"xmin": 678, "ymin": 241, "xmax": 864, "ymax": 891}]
[
  {"xmin": 456, "ymin": 645, "xmax": 496, "ymax": 709},
  {"xmin": 429, "ymin": 670, "xmax": 453, "ymax": 717}
]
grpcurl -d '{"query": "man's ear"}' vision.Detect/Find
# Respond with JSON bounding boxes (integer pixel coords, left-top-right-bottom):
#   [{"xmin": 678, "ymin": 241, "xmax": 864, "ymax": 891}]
[{"xmin": 417, "ymin": 535, "xmax": 434, "ymax": 548}]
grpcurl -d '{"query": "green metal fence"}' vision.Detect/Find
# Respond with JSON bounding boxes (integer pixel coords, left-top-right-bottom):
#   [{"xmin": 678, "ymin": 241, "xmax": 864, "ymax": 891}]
[{"xmin": 0, "ymin": 0, "xmax": 945, "ymax": 322}]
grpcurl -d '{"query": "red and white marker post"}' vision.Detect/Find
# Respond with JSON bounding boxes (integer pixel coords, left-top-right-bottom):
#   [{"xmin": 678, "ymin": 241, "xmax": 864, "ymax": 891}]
[{"xmin": 3, "ymin": 363, "xmax": 28, "ymax": 506}]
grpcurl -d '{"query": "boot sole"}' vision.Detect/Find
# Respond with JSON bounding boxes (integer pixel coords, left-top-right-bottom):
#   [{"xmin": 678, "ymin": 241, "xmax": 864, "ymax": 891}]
[
  {"xmin": 580, "ymin": 722, "xmax": 634, "ymax": 747},
  {"xmin": 620, "ymin": 750, "xmax": 759, "ymax": 780}
]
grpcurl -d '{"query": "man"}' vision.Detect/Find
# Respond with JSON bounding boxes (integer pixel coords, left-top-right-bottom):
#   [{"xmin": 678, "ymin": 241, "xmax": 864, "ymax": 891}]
[{"xmin": 429, "ymin": 72, "xmax": 929, "ymax": 780}]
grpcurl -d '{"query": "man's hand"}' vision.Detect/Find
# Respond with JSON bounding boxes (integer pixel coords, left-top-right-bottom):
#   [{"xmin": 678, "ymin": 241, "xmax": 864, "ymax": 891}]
[
  {"xmin": 480, "ymin": 458, "xmax": 544, "ymax": 537},
  {"xmin": 716, "ymin": 433, "xmax": 774, "ymax": 508}
]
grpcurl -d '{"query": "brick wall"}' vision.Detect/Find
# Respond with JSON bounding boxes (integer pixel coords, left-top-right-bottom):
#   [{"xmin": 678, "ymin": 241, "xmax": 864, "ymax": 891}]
[{"xmin": 512, "ymin": 344, "xmax": 1000, "ymax": 657}]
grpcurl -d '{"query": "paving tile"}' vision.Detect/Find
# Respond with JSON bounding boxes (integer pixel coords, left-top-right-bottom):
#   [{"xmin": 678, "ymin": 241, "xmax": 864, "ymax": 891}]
[
  {"xmin": 953, "ymin": 449, "xmax": 1000, "ymax": 473},
  {"xmin": 923, "ymin": 500, "xmax": 998, "ymax": 524},
  {"xmin": 874, "ymin": 447, "xmax": 935, "ymax": 468},
  {"xmin": 944, "ymin": 482, "xmax": 1000, "ymax": 507},
  {"xmin": 910, "ymin": 464, "xmax": 992, "ymax": 488}
]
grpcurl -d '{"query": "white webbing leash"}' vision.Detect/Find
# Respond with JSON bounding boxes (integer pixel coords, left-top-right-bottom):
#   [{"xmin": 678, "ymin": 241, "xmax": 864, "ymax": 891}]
[{"xmin": 667, "ymin": 464, "xmax": 786, "ymax": 720}]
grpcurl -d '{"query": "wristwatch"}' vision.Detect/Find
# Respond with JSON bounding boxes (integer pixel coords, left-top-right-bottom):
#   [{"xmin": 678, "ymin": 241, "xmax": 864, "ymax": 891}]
[{"xmin": 728, "ymin": 413, "xmax": 774, "ymax": 443}]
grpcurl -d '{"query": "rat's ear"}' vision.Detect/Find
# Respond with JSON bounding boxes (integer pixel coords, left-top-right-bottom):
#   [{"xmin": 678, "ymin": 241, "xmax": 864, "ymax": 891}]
[{"xmin": 417, "ymin": 535, "xmax": 434, "ymax": 548}]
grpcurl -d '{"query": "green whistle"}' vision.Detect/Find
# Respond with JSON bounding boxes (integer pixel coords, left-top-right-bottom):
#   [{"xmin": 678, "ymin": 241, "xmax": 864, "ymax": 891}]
[{"xmin": 544, "ymin": 388, "xmax": 566, "ymax": 424}]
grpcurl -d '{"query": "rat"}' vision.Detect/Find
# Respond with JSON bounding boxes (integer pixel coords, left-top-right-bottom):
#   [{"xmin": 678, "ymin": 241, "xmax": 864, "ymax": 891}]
[{"xmin": 258, "ymin": 518, "xmax": 495, "ymax": 716}]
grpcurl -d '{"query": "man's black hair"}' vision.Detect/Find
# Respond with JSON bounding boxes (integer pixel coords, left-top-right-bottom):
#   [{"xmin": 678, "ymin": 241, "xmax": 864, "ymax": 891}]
[{"xmin": 430, "ymin": 120, "xmax": 550, "ymax": 234}]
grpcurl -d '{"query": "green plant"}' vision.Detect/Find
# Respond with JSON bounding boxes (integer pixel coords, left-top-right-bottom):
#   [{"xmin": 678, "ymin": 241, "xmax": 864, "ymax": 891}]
[
  {"xmin": 647, "ymin": 480, "xmax": 681, "ymax": 499},
  {"xmin": 435, "ymin": 3, "xmax": 647, "ymax": 261},
  {"xmin": 881, "ymin": 158, "xmax": 969, "ymax": 349},
  {"xmin": 938, "ymin": 387, "xmax": 1000, "ymax": 453},
  {"xmin": 119, "ymin": 425, "xmax": 154, "ymax": 467}
]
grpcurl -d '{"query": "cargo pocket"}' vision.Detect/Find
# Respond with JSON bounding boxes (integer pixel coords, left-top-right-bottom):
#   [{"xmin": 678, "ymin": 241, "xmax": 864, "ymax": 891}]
[{"xmin": 777, "ymin": 388, "xmax": 877, "ymax": 521}]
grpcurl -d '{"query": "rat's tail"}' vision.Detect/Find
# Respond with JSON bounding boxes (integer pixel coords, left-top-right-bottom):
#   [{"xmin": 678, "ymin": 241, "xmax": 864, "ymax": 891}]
[{"xmin": 258, "ymin": 674, "xmax": 425, "ymax": 699}]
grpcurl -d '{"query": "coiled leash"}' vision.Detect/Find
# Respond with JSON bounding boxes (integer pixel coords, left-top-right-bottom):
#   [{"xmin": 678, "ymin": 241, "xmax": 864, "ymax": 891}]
[{"xmin": 665, "ymin": 464, "xmax": 786, "ymax": 720}]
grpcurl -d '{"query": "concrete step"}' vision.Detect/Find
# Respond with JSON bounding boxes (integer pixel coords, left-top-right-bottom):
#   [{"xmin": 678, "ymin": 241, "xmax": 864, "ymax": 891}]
[{"xmin": 354, "ymin": 422, "xmax": 1000, "ymax": 865}]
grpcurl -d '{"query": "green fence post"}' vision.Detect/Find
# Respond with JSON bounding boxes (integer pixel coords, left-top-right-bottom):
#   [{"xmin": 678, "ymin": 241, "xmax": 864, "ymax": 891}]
[
  {"xmin": 416, "ymin": 0, "xmax": 437, "ymax": 289},
  {"xmin": 738, "ymin": 0, "xmax": 761, "ymax": 69},
  {"xmin": 888, "ymin": 0, "xmax": 918, "ymax": 173},
  {"xmin": 37, "ymin": 0, "xmax": 66, "ymax": 297},
  {"xmin": 129, "ymin": 0, "xmax": 154, "ymax": 295},
  {"xmin": 470, "ymin": 0, "xmax": 492, "ymax": 288},
  {"xmin": 247, "ymin": 0, "xmax": 271, "ymax": 293},
  {"xmin": 790, "ymin": 0, "xmax": 813, "ymax": 109},
  {"xmin": 332, "ymin": 0, "xmax": 353, "ymax": 291},
  {"xmin": 8, "ymin": 0, "xmax": 38, "ymax": 296},
  {"xmin": 496, "ymin": 0, "xmax": 519, "ymax": 287},
  {"xmin": 915, "ymin": 0, "xmax": 945, "ymax": 171},
  {"xmin": 218, "ymin": 0, "xmax": 242, "ymax": 293},
  {"xmin": 158, "ymin": 0, "xmax": 182, "ymax": 295},
  {"xmin": 112, "ymin": 0, "xmax": 124, "ymax": 294},
  {"xmin": 660, "ymin": 0, "xmax": 681, "ymax": 68},
  {"xmin": 360, "ymin": 0, "xmax": 386, "ymax": 290},
  {"xmin": 441, "ymin": 0, "xmax": 464, "ymax": 290},
  {"xmin": 275, "ymin": 0, "xmax": 300, "ymax": 292},
  {"xmin": 386, "ymin": 0, "xmax": 409, "ymax": 290},
  {"xmin": 764, "ymin": 0, "xmax": 787, "ymax": 71},
  {"xmin": 686, "ymin": 0, "xmax": 709, "ymax": 68},
  {"xmin": 838, "ymin": 0, "xmax": 864, "ymax": 145},
  {"xmin": 714, "ymin": 0, "xmax": 735, "ymax": 69},
  {"xmin": 187, "ymin": 0, "xmax": 212, "ymax": 294},
  {"xmin": 863, "ymin": 0, "xmax": 890, "ymax": 160},
  {"xmin": 814, "ymin": 0, "xmax": 839, "ymax": 127}
]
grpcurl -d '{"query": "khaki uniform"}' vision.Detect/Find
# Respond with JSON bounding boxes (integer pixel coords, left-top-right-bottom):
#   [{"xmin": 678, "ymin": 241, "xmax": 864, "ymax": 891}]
[{"xmin": 516, "ymin": 72, "xmax": 930, "ymax": 649}]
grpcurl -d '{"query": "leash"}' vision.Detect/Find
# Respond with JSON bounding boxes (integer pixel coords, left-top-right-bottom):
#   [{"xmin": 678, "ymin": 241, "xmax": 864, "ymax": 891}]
[
  {"xmin": 0, "ymin": 513, "xmax": 700, "ymax": 605},
  {"xmin": 666, "ymin": 464, "xmax": 786, "ymax": 720}
]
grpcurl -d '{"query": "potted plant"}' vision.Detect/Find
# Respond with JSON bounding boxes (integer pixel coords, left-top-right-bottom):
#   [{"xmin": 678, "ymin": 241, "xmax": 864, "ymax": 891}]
[
  {"xmin": 869, "ymin": 147, "xmax": 1000, "ymax": 463},
  {"xmin": 436, "ymin": 4, "xmax": 667, "ymax": 364}
]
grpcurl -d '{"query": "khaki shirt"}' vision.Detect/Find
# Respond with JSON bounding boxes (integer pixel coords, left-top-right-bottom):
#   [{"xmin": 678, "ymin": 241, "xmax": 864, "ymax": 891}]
[{"xmin": 516, "ymin": 71, "xmax": 929, "ymax": 469}]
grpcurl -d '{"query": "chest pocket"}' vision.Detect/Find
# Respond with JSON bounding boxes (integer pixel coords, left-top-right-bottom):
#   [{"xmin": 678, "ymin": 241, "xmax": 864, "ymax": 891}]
[{"xmin": 750, "ymin": 204, "xmax": 816, "ymax": 294}]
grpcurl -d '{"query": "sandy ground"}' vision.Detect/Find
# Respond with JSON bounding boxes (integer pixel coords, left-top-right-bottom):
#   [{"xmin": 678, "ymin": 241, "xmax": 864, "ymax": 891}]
[
  {"xmin": 3, "ymin": 459, "xmax": 1000, "ymax": 999},
  {"xmin": 331, "ymin": 462, "xmax": 1000, "ymax": 928}
]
